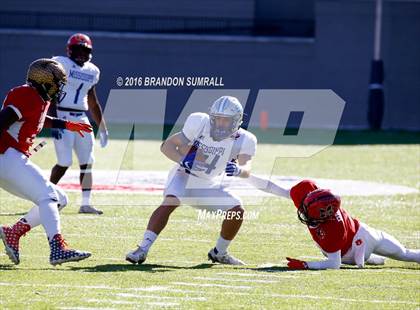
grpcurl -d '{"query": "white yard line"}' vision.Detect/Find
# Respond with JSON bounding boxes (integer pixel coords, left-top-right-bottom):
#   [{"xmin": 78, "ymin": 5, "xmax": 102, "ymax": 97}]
[
  {"xmin": 216, "ymin": 272, "xmax": 298, "ymax": 279},
  {"xmin": 116, "ymin": 293, "xmax": 206, "ymax": 301},
  {"xmin": 193, "ymin": 276, "xmax": 279, "ymax": 283},
  {"xmin": 85, "ymin": 299, "xmax": 138, "ymax": 305},
  {"xmin": 172, "ymin": 282, "xmax": 252, "ymax": 290},
  {"xmin": 146, "ymin": 302, "xmax": 180, "ymax": 307},
  {"xmin": 86, "ymin": 299, "xmax": 183, "ymax": 307},
  {"xmin": 59, "ymin": 307, "xmax": 116, "ymax": 310},
  {"xmin": 0, "ymin": 281, "xmax": 417, "ymax": 306},
  {"xmin": 41, "ymin": 169, "xmax": 419, "ymax": 197},
  {"xmin": 0, "ymin": 282, "xmax": 191, "ymax": 294}
]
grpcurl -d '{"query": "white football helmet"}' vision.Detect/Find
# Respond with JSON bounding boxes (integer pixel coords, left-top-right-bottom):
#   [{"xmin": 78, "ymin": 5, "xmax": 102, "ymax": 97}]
[{"xmin": 209, "ymin": 96, "xmax": 243, "ymax": 141}]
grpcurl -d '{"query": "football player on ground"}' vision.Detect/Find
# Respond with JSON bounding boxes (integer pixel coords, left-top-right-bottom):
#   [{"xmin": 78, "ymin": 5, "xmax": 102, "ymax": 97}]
[
  {"xmin": 0, "ymin": 58, "xmax": 92, "ymax": 265},
  {"xmin": 248, "ymin": 175, "xmax": 420, "ymax": 269},
  {"xmin": 126, "ymin": 96, "xmax": 257, "ymax": 265},
  {"xmin": 49, "ymin": 33, "xmax": 108, "ymax": 215}
]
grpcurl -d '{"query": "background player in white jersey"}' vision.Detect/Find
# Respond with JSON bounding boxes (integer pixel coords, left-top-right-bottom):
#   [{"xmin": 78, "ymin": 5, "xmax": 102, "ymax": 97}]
[
  {"xmin": 49, "ymin": 33, "xmax": 108, "ymax": 215},
  {"xmin": 126, "ymin": 96, "xmax": 257, "ymax": 265}
]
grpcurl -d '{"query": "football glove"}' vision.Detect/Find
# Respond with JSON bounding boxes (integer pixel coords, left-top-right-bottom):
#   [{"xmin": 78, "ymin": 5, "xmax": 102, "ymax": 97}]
[
  {"xmin": 225, "ymin": 161, "xmax": 241, "ymax": 177},
  {"xmin": 51, "ymin": 128, "xmax": 63, "ymax": 140},
  {"xmin": 65, "ymin": 121, "xmax": 93, "ymax": 137},
  {"xmin": 286, "ymin": 257, "xmax": 308, "ymax": 270},
  {"xmin": 99, "ymin": 129, "xmax": 109, "ymax": 148}
]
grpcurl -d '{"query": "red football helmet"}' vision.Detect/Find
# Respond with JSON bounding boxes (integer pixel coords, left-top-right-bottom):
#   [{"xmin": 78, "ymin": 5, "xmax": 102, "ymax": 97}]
[
  {"xmin": 66, "ymin": 33, "xmax": 93, "ymax": 65},
  {"xmin": 290, "ymin": 180, "xmax": 318, "ymax": 209},
  {"xmin": 297, "ymin": 188, "xmax": 341, "ymax": 226}
]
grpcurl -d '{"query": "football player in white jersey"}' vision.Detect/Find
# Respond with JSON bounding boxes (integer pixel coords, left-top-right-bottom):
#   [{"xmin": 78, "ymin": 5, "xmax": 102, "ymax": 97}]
[
  {"xmin": 49, "ymin": 33, "xmax": 108, "ymax": 215},
  {"xmin": 126, "ymin": 96, "xmax": 257, "ymax": 265}
]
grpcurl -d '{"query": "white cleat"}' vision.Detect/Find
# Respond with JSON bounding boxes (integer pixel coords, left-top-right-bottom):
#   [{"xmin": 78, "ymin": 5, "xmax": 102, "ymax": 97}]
[
  {"xmin": 208, "ymin": 247, "xmax": 245, "ymax": 266},
  {"xmin": 126, "ymin": 247, "xmax": 147, "ymax": 265},
  {"xmin": 366, "ymin": 254, "xmax": 386, "ymax": 265}
]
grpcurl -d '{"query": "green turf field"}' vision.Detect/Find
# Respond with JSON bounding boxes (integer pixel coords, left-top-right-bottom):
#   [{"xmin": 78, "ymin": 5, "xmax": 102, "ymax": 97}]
[{"xmin": 0, "ymin": 137, "xmax": 419, "ymax": 309}]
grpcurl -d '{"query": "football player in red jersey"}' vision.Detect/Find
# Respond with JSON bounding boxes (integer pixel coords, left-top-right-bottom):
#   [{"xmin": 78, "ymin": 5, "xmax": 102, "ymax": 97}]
[
  {"xmin": 0, "ymin": 58, "xmax": 93, "ymax": 265},
  {"xmin": 248, "ymin": 175, "xmax": 420, "ymax": 269}
]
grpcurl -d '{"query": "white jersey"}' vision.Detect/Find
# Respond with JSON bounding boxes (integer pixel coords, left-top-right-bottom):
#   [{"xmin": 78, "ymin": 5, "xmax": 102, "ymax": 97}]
[
  {"xmin": 53, "ymin": 56, "xmax": 100, "ymax": 111},
  {"xmin": 180, "ymin": 112, "xmax": 257, "ymax": 180}
]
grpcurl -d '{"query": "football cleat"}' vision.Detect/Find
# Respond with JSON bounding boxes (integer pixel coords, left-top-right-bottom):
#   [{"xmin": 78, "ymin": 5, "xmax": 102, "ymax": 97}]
[
  {"xmin": 49, "ymin": 234, "xmax": 91, "ymax": 266},
  {"xmin": 0, "ymin": 221, "xmax": 31, "ymax": 265},
  {"xmin": 126, "ymin": 247, "xmax": 147, "ymax": 265},
  {"xmin": 366, "ymin": 254, "xmax": 386, "ymax": 265},
  {"xmin": 208, "ymin": 247, "xmax": 245, "ymax": 265},
  {"xmin": 79, "ymin": 205, "xmax": 103, "ymax": 215}
]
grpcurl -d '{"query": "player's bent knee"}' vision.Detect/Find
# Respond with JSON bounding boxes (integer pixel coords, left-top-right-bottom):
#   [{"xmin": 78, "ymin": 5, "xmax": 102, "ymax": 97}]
[
  {"xmin": 36, "ymin": 183, "xmax": 60, "ymax": 206},
  {"xmin": 161, "ymin": 195, "xmax": 181, "ymax": 208},
  {"xmin": 226, "ymin": 205, "xmax": 244, "ymax": 220},
  {"xmin": 229, "ymin": 205, "xmax": 244, "ymax": 213}
]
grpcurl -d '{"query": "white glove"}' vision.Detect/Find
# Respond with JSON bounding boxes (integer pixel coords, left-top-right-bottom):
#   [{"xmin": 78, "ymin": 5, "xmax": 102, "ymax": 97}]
[{"xmin": 99, "ymin": 129, "xmax": 109, "ymax": 148}]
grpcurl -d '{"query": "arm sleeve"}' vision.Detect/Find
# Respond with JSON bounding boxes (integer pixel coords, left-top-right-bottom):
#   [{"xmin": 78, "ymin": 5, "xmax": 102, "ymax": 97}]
[
  {"xmin": 7, "ymin": 105, "xmax": 22, "ymax": 120},
  {"xmin": 306, "ymin": 251, "xmax": 342, "ymax": 270},
  {"xmin": 181, "ymin": 112, "xmax": 207, "ymax": 141},
  {"xmin": 3, "ymin": 88, "xmax": 29, "ymax": 120},
  {"xmin": 247, "ymin": 175, "xmax": 290, "ymax": 199}
]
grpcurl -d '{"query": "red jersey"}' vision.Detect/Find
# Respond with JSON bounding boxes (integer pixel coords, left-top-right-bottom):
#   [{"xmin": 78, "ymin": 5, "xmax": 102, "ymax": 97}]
[
  {"xmin": 0, "ymin": 85, "xmax": 50, "ymax": 156},
  {"xmin": 308, "ymin": 207, "xmax": 360, "ymax": 255}
]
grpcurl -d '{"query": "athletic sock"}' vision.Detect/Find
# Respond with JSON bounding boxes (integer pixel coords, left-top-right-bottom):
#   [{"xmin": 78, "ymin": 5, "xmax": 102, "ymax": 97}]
[
  {"xmin": 38, "ymin": 199, "xmax": 61, "ymax": 240},
  {"xmin": 215, "ymin": 236, "xmax": 231, "ymax": 255},
  {"xmin": 138, "ymin": 230, "xmax": 158, "ymax": 252},
  {"xmin": 22, "ymin": 205, "xmax": 41, "ymax": 228},
  {"xmin": 82, "ymin": 190, "xmax": 91, "ymax": 206}
]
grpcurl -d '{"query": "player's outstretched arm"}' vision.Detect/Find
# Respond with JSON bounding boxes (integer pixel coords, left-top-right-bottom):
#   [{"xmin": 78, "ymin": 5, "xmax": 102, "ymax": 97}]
[
  {"xmin": 247, "ymin": 174, "xmax": 291, "ymax": 199},
  {"xmin": 286, "ymin": 251, "xmax": 342, "ymax": 270},
  {"xmin": 0, "ymin": 107, "xmax": 19, "ymax": 131}
]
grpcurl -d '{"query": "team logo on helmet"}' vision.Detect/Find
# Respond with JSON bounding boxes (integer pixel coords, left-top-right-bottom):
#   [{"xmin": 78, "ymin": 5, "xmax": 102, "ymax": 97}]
[
  {"xmin": 67, "ymin": 33, "xmax": 93, "ymax": 65},
  {"xmin": 27, "ymin": 58, "xmax": 67, "ymax": 102},
  {"xmin": 316, "ymin": 228, "xmax": 326, "ymax": 239},
  {"xmin": 297, "ymin": 189, "xmax": 341, "ymax": 226},
  {"xmin": 209, "ymin": 96, "xmax": 243, "ymax": 141}
]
